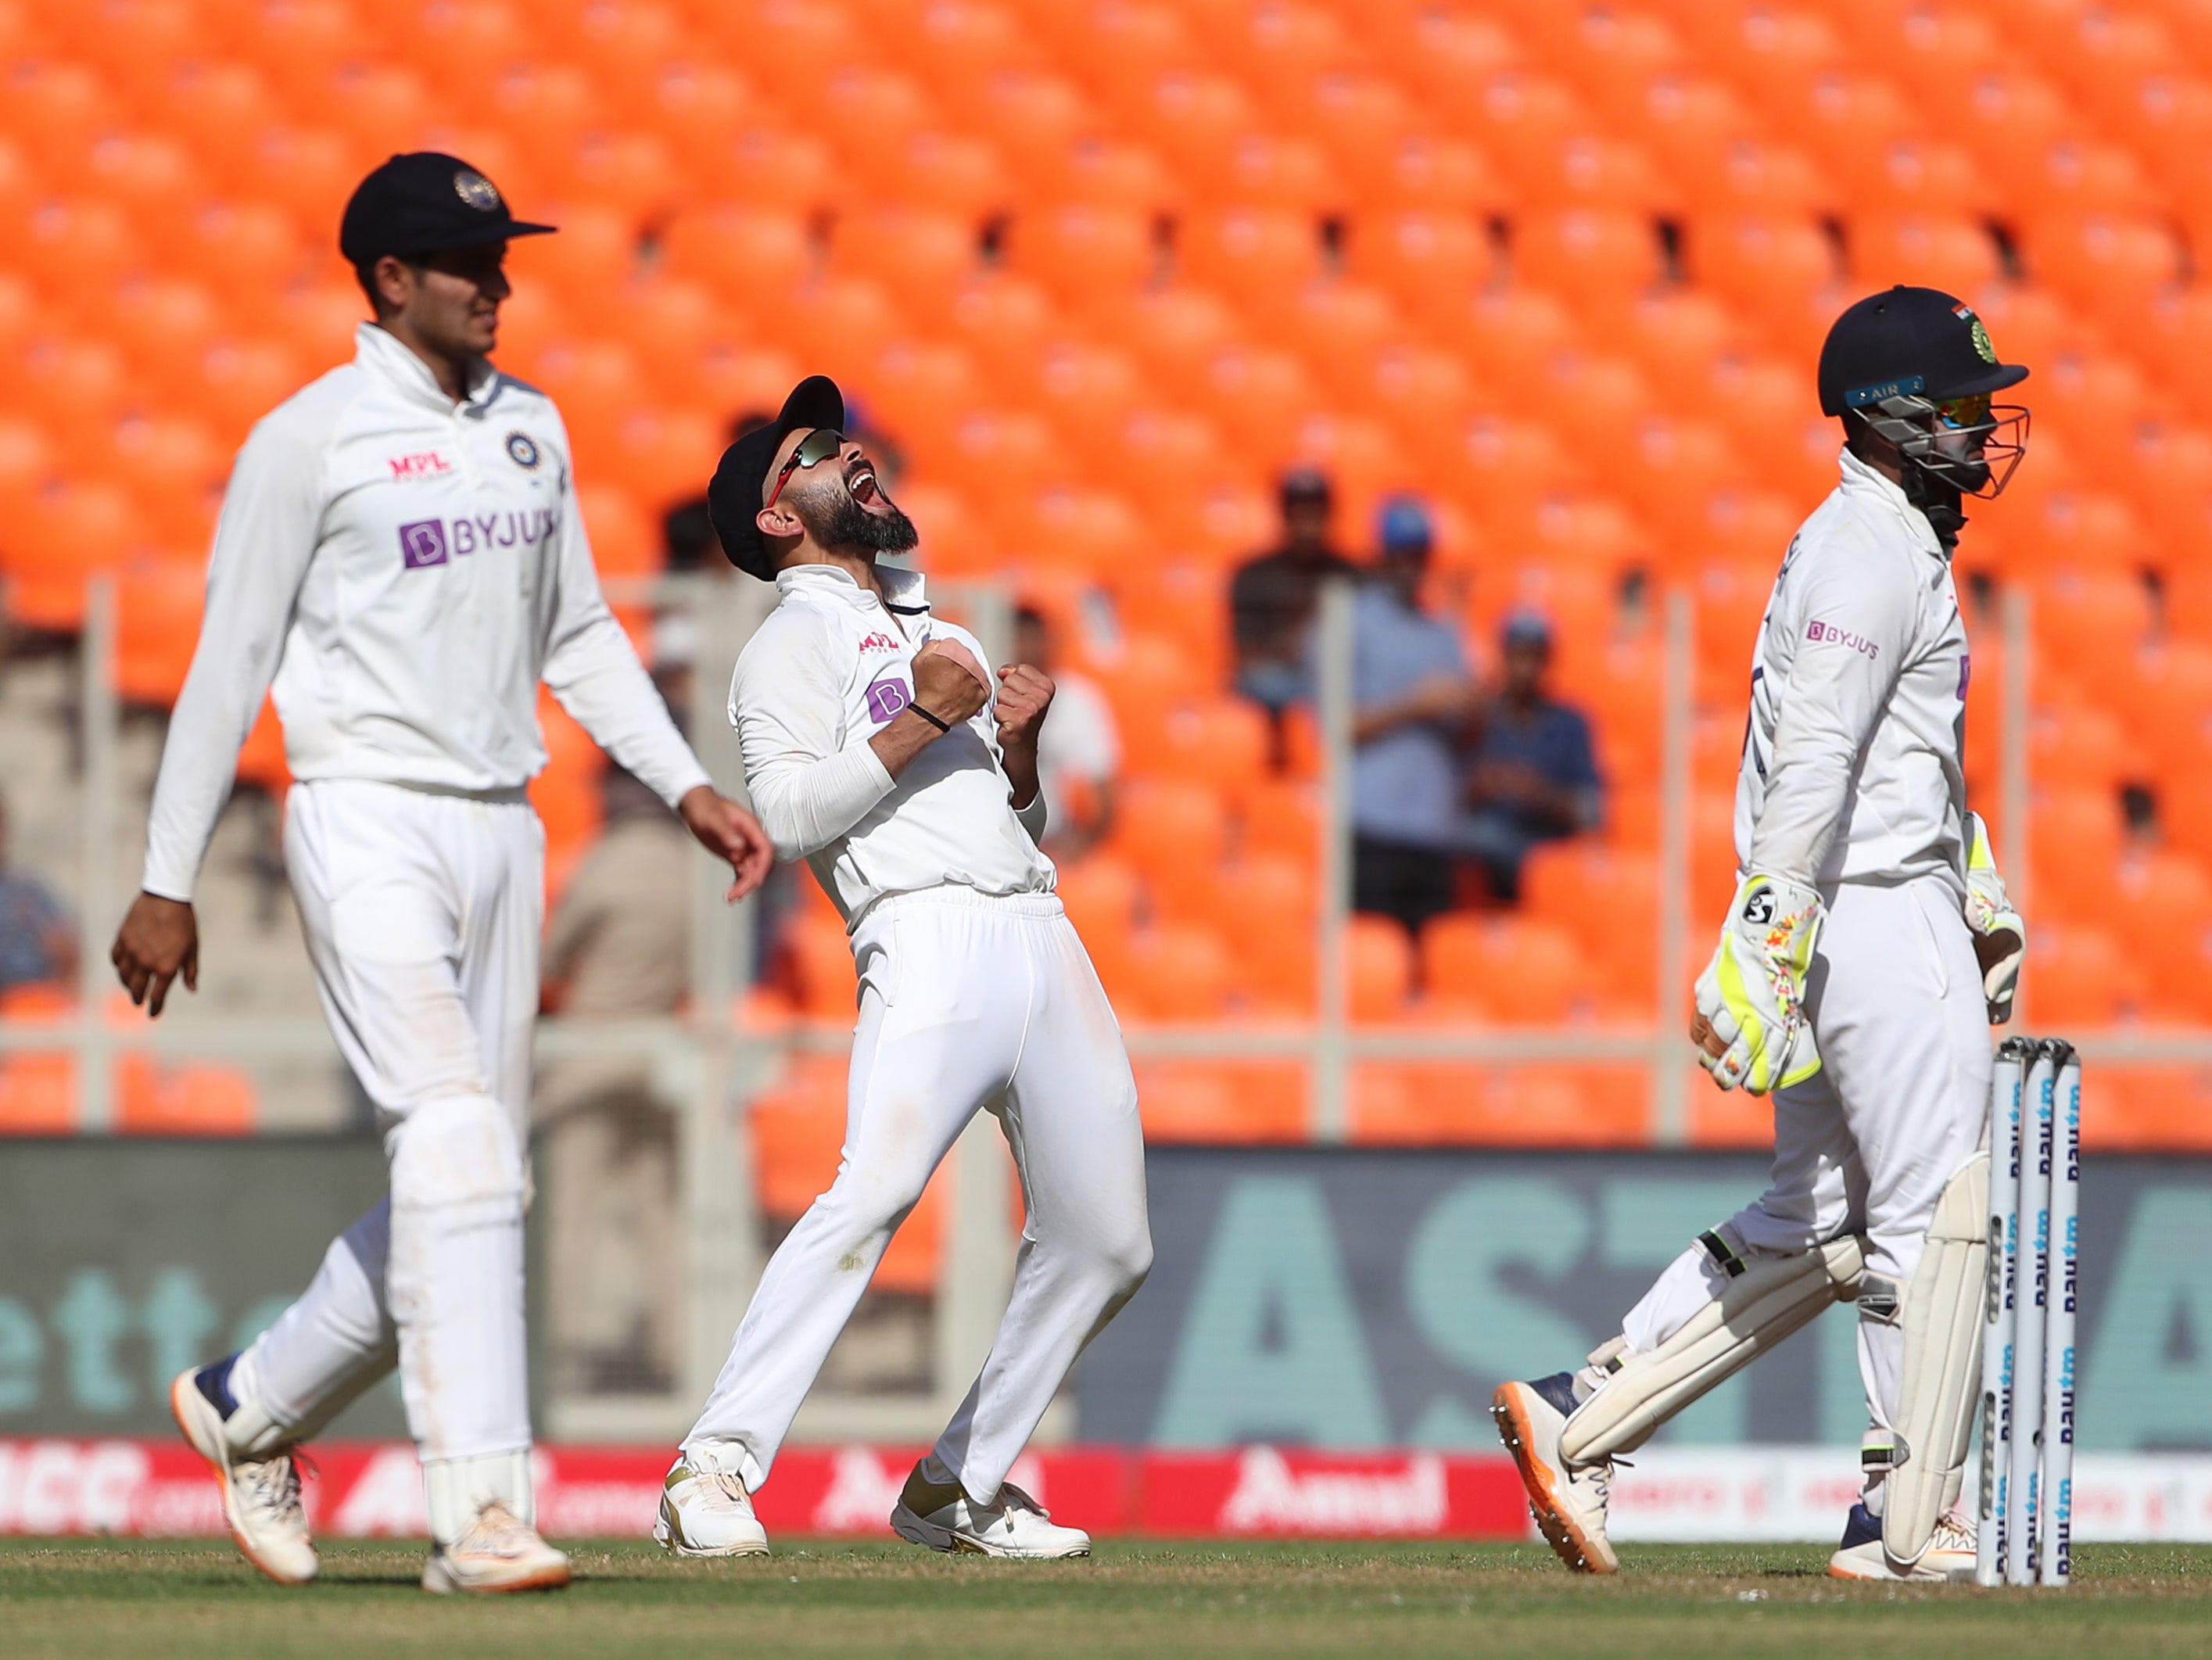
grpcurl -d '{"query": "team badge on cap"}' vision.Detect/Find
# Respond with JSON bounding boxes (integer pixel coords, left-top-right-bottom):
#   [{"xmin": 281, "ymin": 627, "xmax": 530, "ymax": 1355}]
[
  {"xmin": 505, "ymin": 431, "xmax": 541, "ymax": 470},
  {"xmin": 454, "ymin": 169, "xmax": 502, "ymax": 212}
]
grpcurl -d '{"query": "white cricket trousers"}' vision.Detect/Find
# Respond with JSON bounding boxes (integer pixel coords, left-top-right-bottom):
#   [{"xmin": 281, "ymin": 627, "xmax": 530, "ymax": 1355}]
[
  {"xmin": 685, "ymin": 887, "xmax": 1152, "ymax": 1505},
  {"xmin": 224, "ymin": 780, "xmax": 540, "ymax": 1512},
  {"xmin": 1619, "ymin": 874, "xmax": 1991, "ymax": 1446}
]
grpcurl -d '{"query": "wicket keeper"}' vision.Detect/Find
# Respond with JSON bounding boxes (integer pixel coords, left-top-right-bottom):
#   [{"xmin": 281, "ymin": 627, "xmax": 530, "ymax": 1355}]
[{"xmin": 1494, "ymin": 287, "xmax": 2031, "ymax": 1583}]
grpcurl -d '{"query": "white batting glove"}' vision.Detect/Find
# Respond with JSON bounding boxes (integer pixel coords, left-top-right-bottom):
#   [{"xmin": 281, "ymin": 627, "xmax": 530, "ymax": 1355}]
[
  {"xmin": 1693, "ymin": 872, "xmax": 1825, "ymax": 1095},
  {"xmin": 1963, "ymin": 811, "xmax": 2025, "ymax": 1025}
]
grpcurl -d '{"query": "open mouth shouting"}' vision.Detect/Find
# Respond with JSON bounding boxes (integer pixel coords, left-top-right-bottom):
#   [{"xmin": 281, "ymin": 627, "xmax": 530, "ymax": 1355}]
[{"xmin": 847, "ymin": 457, "xmax": 884, "ymax": 507}]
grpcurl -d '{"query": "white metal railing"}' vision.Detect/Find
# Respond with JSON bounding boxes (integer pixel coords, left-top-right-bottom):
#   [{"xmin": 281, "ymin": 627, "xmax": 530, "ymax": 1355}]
[{"xmin": 8, "ymin": 567, "xmax": 2210, "ymax": 1442}]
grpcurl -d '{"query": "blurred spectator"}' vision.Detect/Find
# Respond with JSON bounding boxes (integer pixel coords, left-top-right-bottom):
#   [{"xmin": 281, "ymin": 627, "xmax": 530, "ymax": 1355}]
[
  {"xmin": 1350, "ymin": 499, "xmax": 1479, "ymax": 938},
  {"xmin": 662, "ymin": 497, "xmax": 724, "ymax": 573},
  {"xmin": 1461, "ymin": 611, "xmax": 1603, "ymax": 902},
  {"xmin": 1230, "ymin": 468, "xmax": 1359, "ymax": 740},
  {"xmin": 1016, "ymin": 604, "xmax": 1118, "ymax": 862},
  {"xmin": 536, "ymin": 766, "xmax": 690, "ymax": 1394},
  {"xmin": 0, "ymin": 791, "xmax": 73, "ymax": 991}
]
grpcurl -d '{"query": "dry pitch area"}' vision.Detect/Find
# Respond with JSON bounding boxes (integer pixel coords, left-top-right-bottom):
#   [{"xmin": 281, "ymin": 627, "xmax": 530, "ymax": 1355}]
[{"xmin": 6, "ymin": 1537, "xmax": 2211, "ymax": 1660}]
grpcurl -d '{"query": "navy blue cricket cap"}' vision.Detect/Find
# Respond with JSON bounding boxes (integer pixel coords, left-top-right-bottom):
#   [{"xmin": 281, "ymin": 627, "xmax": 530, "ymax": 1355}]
[
  {"xmin": 1816, "ymin": 285, "xmax": 2029, "ymax": 418},
  {"xmin": 708, "ymin": 375, "xmax": 845, "ymax": 581},
  {"xmin": 338, "ymin": 152, "xmax": 556, "ymax": 266}
]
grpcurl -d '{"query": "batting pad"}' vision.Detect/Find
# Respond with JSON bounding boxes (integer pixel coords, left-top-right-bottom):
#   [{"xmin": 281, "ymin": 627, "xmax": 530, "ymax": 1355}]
[
  {"xmin": 1883, "ymin": 1153, "xmax": 1990, "ymax": 1565},
  {"xmin": 1559, "ymin": 1234, "xmax": 1867, "ymax": 1466}
]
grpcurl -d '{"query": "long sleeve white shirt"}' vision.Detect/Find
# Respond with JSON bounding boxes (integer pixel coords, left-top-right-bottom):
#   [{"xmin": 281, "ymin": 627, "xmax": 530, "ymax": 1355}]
[
  {"xmin": 142, "ymin": 322, "xmax": 711, "ymax": 901},
  {"xmin": 730, "ymin": 563, "xmax": 1053, "ymax": 928},
  {"xmin": 1734, "ymin": 447, "xmax": 1972, "ymax": 895}
]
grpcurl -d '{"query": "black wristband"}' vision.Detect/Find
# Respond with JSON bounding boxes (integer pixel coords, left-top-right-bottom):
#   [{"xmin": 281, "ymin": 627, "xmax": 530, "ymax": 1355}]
[{"xmin": 909, "ymin": 704, "xmax": 952, "ymax": 733}]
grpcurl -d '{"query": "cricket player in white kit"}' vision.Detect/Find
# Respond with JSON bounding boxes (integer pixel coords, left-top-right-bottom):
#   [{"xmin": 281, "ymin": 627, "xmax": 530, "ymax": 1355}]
[
  {"xmin": 653, "ymin": 377, "xmax": 1152, "ymax": 1560},
  {"xmin": 109, "ymin": 154, "xmax": 773, "ymax": 1594},
  {"xmin": 1493, "ymin": 288, "xmax": 2032, "ymax": 1583}
]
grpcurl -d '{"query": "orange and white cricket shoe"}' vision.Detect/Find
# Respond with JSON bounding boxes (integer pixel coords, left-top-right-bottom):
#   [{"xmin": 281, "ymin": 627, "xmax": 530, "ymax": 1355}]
[
  {"xmin": 170, "ymin": 1361, "xmax": 317, "ymax": 1587},
  {"xmin": 1492, "ymin": 1373, "xmax": 1619, "ymax": 1576},
  {"xmin": 421, "ymin": 1500, "xmax": 571, "ymax": 1594},
  {"xmin": 1827, "ymin": 1503, "xmax": 1978, "ymax": 1582}
]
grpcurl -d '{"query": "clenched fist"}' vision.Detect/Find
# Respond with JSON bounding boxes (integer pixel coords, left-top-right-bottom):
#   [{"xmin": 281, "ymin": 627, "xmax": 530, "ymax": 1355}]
[
  {"xmin": 912, "ymin": 639, "xmax": 991, "ymax": 726},
  {"xmin": 995, "ymin": 662, "xmax": 1055, "ymax": 754}
]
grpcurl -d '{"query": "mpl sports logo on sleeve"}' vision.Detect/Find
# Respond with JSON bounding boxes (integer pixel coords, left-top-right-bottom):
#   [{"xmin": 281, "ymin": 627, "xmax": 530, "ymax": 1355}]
[{"xmin": 396, "ymin": 509, "xmax": 561, "ymax": 571}]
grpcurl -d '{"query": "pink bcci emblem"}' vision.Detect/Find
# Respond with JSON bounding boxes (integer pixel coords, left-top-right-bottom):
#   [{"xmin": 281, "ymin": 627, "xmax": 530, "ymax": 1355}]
[{"xmin": 865, "ymin": 676, "xmax": 912, "ymax": 724}]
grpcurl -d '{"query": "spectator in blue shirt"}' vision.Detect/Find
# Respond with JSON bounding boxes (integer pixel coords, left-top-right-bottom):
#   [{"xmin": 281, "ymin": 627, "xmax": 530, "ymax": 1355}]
[
  {"xmin": 0, "ymin": 791, "xmax": 74, "ymax": 992},
  {"xmin": 1461, "ymin": 610, "xmax": 1602, "ymax": 902},
  {"xmin": 1350, "ymin": 498, "xmax": 1479, "ymax": 937}
]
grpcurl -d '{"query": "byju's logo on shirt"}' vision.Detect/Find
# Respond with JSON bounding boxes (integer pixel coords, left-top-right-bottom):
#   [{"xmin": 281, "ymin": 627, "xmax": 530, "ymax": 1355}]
[
  {"xmin": 865, "ymin": 676, "xmax": 912, "ymax": 724},
  {"xmin": 398, "ymin": 519, "xmax": 449, "ymax": 568},
  {"xmin": 1805, "ymin": 618, "xmax": 1878, "ymax": 659},
  {"xmin": 396, "ymin": 509, "xmax": 561, "ymax": 570}
]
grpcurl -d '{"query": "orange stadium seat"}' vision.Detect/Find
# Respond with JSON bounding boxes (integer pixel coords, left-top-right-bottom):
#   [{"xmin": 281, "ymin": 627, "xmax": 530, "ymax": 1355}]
[
  {"xmin": 1003, "ymin": 204, "xmax": 1158, "ymax": 312},
  {"xmin": 2023, "ymin": 923, "xmax": 2144, "ymax": 1027},
  {"xmin": 1343, "ymin": 211, "xmax": 1499, "ymax": 335},
  {"xmin": 934, "ymin": 272, "xmax": 1056, "ymax": 392},
  {"xmin": 836, "ymin": 210, "xmax": 981, "ymax": 323},
  {"xmin": 1350, "ymin": 915, "xmax": 1415, "ymax": 1022},
  {"xmin": 2, "ymin": 59, "xmax": 120, "ymax": 176},
  {"xmin": 115, "ymin": 558, "xmax": 206, "ymax": 706},
  {"xmin": 1514, "ymin": 209, "xmax": 1666, "ymax": 322},
  {"xmin": 1119, "ymin": 923, "xmax": 1235, "ymax": 1020},
  {"xmin": 894, "ymin": 0, "xmax": 1047, "ymax": 102},
  {"xmin": 660, "ymin": 204, "xmax": 815, "ymax": 309},
  {"xmin": 1442, "ymin": 283, "xmax": 1588, "ymax": 388},
  {"xmin": 1351, "ymin": 1063, "xmax": 1651, "ymax": 1148},
  {"xmin": 1112, "ymin": 776, "xmax": 1231, "ymax": 884},
  {"xmin": 977, "ymin": 68, "xmax": 1107, "ymax": 177},
  {"xmin": 1683, "ymin": 214, "xmax": 1840, "ymax": 357},
  {"xmin": 1374, "ymin": 5, "xmax": 1522, "ymax": 107},
  {"xmin": 1449, "ymin": 70, "xmax": 1594, "ymax": 196},
  {"xmin": 1190, "ymin": 343, "xmax": 1325, "ymax": 465},
  {"xmin": 1851, "ymin": 213, "xmax": 2005, "ymax": 296},
  {"xmin": 1124, "ymin": 71, "xmax": 1257, "ymax": 183},
  {"xmin": 1421, "ymin": 913, "xmax": 1589, "ymax": 1024},
  {"xmin": 13, "ymin": 199, "xmax": 146, "ymax": 314},
  {"xmin": 1193, "ymin": 0, "xmax": 1361, "ymax": 109},
  {"xmin": 2023, "ymin": 212, "xmax": 2188, "ymax": 332},
  {"xmin": 1135, "ymin": 1060, "xmax": 1308, "ymax": 1143},
  {"xmin": 1178, "ymin": 207, "xmax": 1325, "ymax": 307}
]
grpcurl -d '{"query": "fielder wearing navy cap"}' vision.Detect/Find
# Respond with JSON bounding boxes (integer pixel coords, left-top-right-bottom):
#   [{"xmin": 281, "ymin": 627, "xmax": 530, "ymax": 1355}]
[
  {"xmin": 339, "ymin": 152, "xmax": 556, "ymax": 267},
  {"xmin": 707, "ymin": 375, "xmax": 929, "ymax": 582}
]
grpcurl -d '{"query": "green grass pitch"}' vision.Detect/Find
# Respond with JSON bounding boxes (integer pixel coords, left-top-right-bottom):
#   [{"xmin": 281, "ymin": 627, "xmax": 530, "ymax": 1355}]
[{"xmin": 6, "ymin": 1538, "xmax": 2212, "ymax": 1660}]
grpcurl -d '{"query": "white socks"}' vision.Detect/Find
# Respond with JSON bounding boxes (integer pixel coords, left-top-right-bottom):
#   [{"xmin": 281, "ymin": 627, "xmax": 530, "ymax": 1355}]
[{"xmin": 425, "ymin": 1448, "xmax": 533, "ymax": 1546}]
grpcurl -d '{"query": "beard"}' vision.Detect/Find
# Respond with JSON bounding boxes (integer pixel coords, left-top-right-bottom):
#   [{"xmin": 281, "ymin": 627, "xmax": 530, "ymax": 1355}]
[{"xmin": 795, "ymin": 480, "xmax": 920, "ymax": 555}]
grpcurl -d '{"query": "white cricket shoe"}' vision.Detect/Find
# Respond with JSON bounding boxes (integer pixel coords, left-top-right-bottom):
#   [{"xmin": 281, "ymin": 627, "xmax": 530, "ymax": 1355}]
[
  {"xmin": 421, "ymin": 1501, "xmax": 571, "ymax": 1594},
  {"xmin": 889, "ymin": 1465, "xmax": 1091, "ymax": 1558},
  {"xmin": 654, "ymin": 1455, "xmax": 770, "ymax": 1558},
  {"xmin": 1827, "ymin": 1503, "xmax": 1978, "ymax": 1582},
  {"xmin": 1493, "ymin": 1373, "xmax": 1619, "ymax": 1575},
  {"xmin": 170, "ymin": 1364, "xmax": 317, "ymax": 1587}
]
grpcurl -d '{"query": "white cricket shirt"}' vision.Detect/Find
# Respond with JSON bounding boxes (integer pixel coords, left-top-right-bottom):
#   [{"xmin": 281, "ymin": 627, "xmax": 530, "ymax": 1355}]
[
  {"xmin": 1735, "ymin": 447, "xmax": 1973, "ymax": 894},
  {"xmin": 142, "ymin": 323, "xmax": 710, "ymax": 902},
  {"xmin": 730, "ymin": 563, "xmax": 1053, "ymax": 928}
]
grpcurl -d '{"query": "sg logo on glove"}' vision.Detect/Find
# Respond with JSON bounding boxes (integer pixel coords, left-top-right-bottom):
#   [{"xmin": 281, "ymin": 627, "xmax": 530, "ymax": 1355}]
[{"xmin": 1695, "ymin": 872, "xmax": 1826, "ymax": 1095}]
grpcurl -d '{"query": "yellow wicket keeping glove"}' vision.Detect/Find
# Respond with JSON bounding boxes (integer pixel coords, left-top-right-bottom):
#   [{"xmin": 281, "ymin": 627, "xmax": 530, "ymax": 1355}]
[
  {"xmin": 1693, "ymin": 871, "xmax": 1825, "ymax": 1095},
  {"xmin": 1963, "ymin": 811, "xmax": 2025, "ymax": 1025}
]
